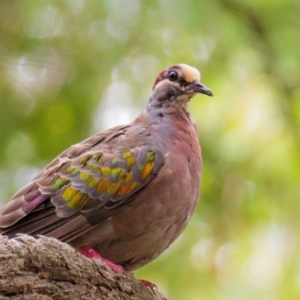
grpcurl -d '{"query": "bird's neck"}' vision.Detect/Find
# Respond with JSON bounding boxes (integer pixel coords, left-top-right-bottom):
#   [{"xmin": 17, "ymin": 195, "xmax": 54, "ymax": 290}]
[
  {"xmin": 142, "ymin": 95, "xmax": 193, "ymax": 125},
  {"xmin": 135, "ymin": 96, "xmax": 199, "ymax": 156}
]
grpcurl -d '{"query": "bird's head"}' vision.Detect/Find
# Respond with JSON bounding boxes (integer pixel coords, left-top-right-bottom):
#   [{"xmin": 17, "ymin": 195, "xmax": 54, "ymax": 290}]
[{"xmin": 152, "ymin": 64, "xmax": 213, "ymax": 106}]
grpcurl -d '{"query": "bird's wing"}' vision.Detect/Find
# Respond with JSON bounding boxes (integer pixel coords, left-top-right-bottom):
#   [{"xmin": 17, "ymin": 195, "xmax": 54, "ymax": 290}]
[{"xmin": 0, "ymin": 123, "xmax": 165, "ymax": 230}]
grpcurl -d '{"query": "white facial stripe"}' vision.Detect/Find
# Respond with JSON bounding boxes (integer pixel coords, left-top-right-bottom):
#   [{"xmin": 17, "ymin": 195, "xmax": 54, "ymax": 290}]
[
  {"xmin": 178, "ymin": 64, "xmax": 201, "ymax": 83},
  {"xmin": 154, "ymin": 79, "xmax": 180, "ymax": 90}
]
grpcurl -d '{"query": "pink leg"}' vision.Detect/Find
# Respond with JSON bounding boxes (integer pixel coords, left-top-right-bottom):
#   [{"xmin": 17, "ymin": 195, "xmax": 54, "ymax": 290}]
[
  {"xmin": 79, "ymin": 245, "xmax": 124, "ymax": 274},
  {"xmin": 140, "ymin": 279, "xmax": 157, "ymax": 289}
]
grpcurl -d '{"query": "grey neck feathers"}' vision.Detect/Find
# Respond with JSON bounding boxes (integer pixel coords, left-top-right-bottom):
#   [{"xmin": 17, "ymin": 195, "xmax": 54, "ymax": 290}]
[{"xmin": 142, "ymin": 92, "xmax": 192, "ymax": 126}]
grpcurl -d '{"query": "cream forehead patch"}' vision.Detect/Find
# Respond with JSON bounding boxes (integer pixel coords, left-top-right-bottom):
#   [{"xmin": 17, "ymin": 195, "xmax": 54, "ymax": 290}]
[{"xmin": 178, "ymin": 64, "xmax": 201, "ymax": 82}]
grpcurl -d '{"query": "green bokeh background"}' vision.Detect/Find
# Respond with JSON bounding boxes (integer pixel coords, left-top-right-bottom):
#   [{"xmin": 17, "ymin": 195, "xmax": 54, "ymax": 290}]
[{"xmin": 0, "ymin": 1, "xmax": 299, "ymax": 299}]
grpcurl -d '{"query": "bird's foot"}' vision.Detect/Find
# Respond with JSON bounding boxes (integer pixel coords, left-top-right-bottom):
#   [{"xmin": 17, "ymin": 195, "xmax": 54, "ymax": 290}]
[
  {"xmin": 79, "ymin": 245, "xmax": 124, "ymax": 274},
  {"xmin": 140, "ymin": 279, "xmax": 157, "ymax": 289}
]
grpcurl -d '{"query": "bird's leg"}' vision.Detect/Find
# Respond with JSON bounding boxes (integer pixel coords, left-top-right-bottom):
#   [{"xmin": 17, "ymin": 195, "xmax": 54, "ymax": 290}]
[
  {"xmin": 140, "ymin": 279, "xmax": 157, "ymax": 289},
  {"xmin": 79, "ymin": 246, "xmax": 156, "ymax": 288},
  {"xmin": 79, "ymin": 245, "xmax": 124, "ymax": 274}
]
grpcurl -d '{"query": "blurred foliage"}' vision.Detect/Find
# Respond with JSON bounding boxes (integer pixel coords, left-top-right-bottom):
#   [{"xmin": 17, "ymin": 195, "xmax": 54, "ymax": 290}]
[{"xmin": 0, "ymin": 0, "xmax": 300, "ymax": 299}]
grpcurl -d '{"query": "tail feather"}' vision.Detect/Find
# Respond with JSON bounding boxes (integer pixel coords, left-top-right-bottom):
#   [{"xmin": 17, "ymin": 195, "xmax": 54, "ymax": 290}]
[
  {"xmin": 0, "ymin": 181, "xmax": 49, "ymax": 228},
  {"xmin": 0, "ymin": 205, "xmax": 56, "ymax": 237},
  {"xmin": 47, "ymin": 215, "xmax": 93, "ymax": 242},
  {"xmin": 0, "ymin": 198, "xmax": 27, "ymax": 228},
  {"xmin": 1, "ymin": 179, "xmax": 100, "ymax": 248},
  {"xmin": 34, "ymin": 217, "xmax": 75, "ymax": 237},
  {"xmin": 0, "ymin": 201, "xmax": 94, "ymax": 246}
]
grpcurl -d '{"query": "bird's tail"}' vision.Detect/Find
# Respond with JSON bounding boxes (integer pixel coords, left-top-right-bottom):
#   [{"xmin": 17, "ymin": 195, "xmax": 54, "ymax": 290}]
[
  {"xmin": 0, "ymin": 181, "xmax": 50, "ymax": 229},
  {"xmin": 0, "ymin": 181, "xmax": 92, "ymax": 243}
]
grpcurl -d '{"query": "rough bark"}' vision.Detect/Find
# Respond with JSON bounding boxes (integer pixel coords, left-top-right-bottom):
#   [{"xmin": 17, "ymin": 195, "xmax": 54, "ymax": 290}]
[{"xmin": 0, "ymin": 234, "xmax": 168, "ymax": 300}]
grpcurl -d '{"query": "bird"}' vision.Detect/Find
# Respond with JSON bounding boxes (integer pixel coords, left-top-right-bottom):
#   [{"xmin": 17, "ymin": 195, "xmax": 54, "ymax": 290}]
[{"xmin": 0, "ymin": 64, "xmax": 213, "ymax": 272}]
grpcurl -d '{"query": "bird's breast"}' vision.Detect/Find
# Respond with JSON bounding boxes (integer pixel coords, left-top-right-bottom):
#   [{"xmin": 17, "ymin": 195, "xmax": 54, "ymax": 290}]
[{"xmin": 94, "ymin": 118, "xmax": 202, "ymax": 271}]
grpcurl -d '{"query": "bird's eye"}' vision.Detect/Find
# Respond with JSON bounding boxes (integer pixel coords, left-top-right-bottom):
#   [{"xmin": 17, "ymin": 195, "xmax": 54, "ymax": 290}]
[{"xmin": 168, "ymin": 71, "xmax": 178, "ymax": 81}]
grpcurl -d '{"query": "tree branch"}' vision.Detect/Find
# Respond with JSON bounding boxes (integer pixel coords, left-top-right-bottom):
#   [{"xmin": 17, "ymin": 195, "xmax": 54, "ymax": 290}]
[{"xmin": 0, "ymin": 234, "xmax": 168, "ymax": 300}]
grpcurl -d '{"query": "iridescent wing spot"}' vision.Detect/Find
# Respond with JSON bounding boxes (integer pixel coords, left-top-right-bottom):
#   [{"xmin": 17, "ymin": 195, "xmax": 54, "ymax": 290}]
[
  {"xmin": 52, "ymin": 177, "xmax": 69, "ymax": 190},
  {"xmin": 60, "ymin": 148, "xmax": 157, "ymax": 209}
]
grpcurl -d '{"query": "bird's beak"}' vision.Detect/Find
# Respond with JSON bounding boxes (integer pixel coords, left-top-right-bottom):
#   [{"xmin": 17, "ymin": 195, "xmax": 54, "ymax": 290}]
[{"xmin": 189, "ymin": 81, "xmax": 213, "ymax": 97}]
